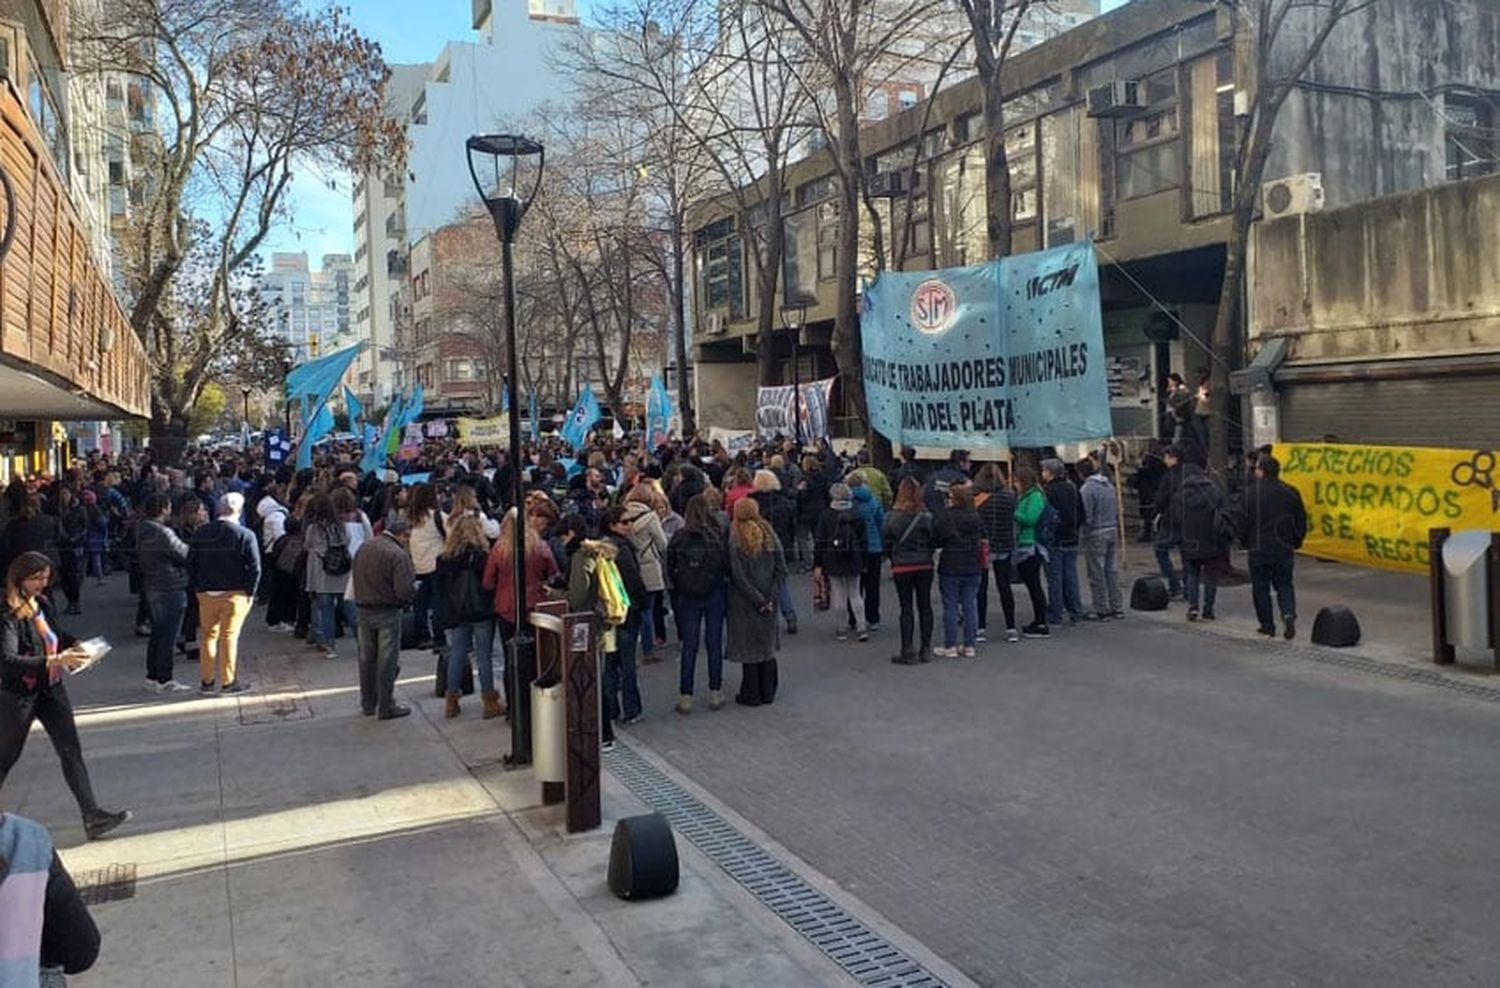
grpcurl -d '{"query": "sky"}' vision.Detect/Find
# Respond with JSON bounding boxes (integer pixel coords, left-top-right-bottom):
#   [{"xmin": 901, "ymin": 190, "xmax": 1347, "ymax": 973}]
[{"xmin": 264, "ymin": 0, "xmax": 1129, "ymax": 266}]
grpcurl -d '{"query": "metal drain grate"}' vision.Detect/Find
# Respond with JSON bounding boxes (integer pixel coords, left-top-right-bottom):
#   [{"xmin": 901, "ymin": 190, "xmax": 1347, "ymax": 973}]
[
  {"xmin": 606, "ymin": 743, "xmax": 947, "ymax": 988},
  {"xmin": 236, "ymin": 654, "xmax": 314, "ymax": 725},
  {"xmin": 1172, "ymin": 622, "xmax": 1500, "ymax": 703},
  {"xmin": 74, "ymin": 863, "xmax": 137, "ymax": 905}
]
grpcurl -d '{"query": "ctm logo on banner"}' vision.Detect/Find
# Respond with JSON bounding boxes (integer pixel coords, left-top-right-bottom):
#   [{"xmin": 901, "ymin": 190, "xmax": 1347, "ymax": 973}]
[{"xmin": 860, "ymin": 242, "xmax": 1111, "ymax": 449}]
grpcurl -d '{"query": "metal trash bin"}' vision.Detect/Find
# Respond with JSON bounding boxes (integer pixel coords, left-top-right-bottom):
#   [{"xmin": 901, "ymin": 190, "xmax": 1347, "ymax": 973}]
[
  {"xmin": 531, "ymin": 678, "xmax": 565, "ymax": 785},
  {"xmin": 1442, "ymin": 530, "xmax": 1493, "ymax": 649}
]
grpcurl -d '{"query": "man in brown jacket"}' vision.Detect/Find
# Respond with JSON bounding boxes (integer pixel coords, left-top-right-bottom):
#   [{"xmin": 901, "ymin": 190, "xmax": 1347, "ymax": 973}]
[{"xmin": 352, "ymin": 516, "xmax": 417, "ymax": 719}]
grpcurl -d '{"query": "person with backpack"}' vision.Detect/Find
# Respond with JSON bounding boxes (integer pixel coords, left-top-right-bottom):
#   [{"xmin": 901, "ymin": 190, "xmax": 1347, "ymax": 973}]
[
  {"xmin": 603, "ymin": 506, "xmax": 651, "ymax": 726},
  {"xmin": 882, "ymin": 477, "xmax": 935, "ymax": 664},
  {"xmin": 1040, "ymin": 458, "xmax": 1084, "ymax": 627},
  {"xmin": 973, "ymin": 462, "xmax": 1020, "ymax": 643},
  {"xmin": 1239, "ymin": 454, "xmax": 1308, "ymax": 640},
  {"xmin": 1178, "ymin": 456, "xmax": 1233, "ymax": 622},
  {"xmin": 848, "ymin": 472, "xmax": 886, "ymax": 632},
  {"xmin": 814, "ymin": 483, "xmax": 868, "ymax": 642},
  {"xmin": 727, "ymin": 498, "xmax": 787, "ymax": 707},
  {"xmin": 406, "ymin": 483, "xmax": 445, "ymax": 651},
  {"xmin": 565, "ymin": 528, "xmax": 643, "ymax": 747},
  {"xmin": 665, "ymin": 494, "xmax": 729, "ymax": 713},
  {"xmin": 303, "ymin": 492, "xmax": 356, "ymax": 661},
  {"xmin": 1013, "ymin": 465, "xmax": 1052, "ymax": 638},
  {"xmin": 1077, "ymin": 458, "xmax": 1124, "ymax": 620},
  {"xmin": 932, "ymin": 484, "xmax": 985, "ymax": 658}
]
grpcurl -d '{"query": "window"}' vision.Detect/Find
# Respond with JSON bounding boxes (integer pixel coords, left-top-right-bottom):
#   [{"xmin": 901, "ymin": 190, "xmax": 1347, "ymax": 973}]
[
  {"xmin": 1007, "ymin": 124, "xmax": 1038, "ymax": 222},
  {"xmin": 816, "ymin": 201, "xmax": 840, "ymax": 281},
  {"xmin": 694, "ymin": 217, "xmax": 745, "ymax": 319},
  {"xmin": 1112, "ymin": 68, "xmax": 1181, "ymax": 201},
  {"xmin": 1446, "ymin": 95, "xmax": 1496, "ymax": 182},
  {"xmin": 446, "ymin": 358, "xmax": 476, "ymax": 382},
  {"xmin": 27, "ymin": 61, "xmax": 67, "ymax": 181},
  {"xmin": 796, "ymin": 174, "xmax": 838, "ymax": 207},
  {"xmin": 953, "ymin": 113, "xmax": 980, "ymax": 146}
]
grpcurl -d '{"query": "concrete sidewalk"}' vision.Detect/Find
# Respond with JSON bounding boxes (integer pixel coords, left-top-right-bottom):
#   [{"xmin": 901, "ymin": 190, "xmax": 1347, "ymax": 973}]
[{"xmin": 0, "ymin": 576, "xmax": 863, "ymax": 988}]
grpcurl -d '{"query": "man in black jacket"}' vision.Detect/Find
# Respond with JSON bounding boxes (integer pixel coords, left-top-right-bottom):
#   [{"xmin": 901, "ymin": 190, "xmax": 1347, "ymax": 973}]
[
  {"xmin": 1239, "ymin": 455, "xmax": 1308, "ymax": 639},
  {"xmin": 186, "ymin": 493, "xmax": 261, "ymax": 694},
  {"xmin": 1041, "ymin": 458, "xmax": 1083, "ymax": 625},
  {"xmin": 137, "ymin": 493, "xmax": 193, "ymax": 694}
]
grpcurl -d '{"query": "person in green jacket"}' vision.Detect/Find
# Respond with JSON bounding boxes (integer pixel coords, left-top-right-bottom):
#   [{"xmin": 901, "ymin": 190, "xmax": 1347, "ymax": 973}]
[{"xmin": 1012, "ymin": 465, "xmax": 1051, "ymax": 637}]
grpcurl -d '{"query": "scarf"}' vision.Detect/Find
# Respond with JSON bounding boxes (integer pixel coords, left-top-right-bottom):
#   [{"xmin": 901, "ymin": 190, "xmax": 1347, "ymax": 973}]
[{"xmin": 7, "ymin": 594, "xmax": 60, "ymax": 688}]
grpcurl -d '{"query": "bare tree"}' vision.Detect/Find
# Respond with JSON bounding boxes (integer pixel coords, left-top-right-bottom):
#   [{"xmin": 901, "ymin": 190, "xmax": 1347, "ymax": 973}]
[
  {"xmin": 754, "ymin": 0, "xmax": 960, "ymax": 448},
  {"xmin": 76, "ymin": 0, "xmax": 402, "ymax": 464},
  {"xmin": 1206, "ymin": 0, "xmax": 1381, "ymax": 470}
]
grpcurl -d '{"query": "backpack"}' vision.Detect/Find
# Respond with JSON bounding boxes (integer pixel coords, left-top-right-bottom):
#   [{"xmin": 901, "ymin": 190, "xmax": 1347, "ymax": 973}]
[
  {"xmin": 829, "ymin": 512, "xmax": 862, "ymax": 568},
  {"xmin": 320, "ymin": 524, "xmax": 352, "ymax": 577},
  {"xmin": 672, "ymin": 532, "xmax": 723, "ymax": 599},
  {"xmin": 273, "ymin": 531, "xmax": 306, "ymax": 576},
  {"xmin": 595, "ymin": 555, "xmax": 631, "ymax": 627},
  {"xmin": 1036, "ymin": 501, "xmax": 1061, "ymax": 549}
]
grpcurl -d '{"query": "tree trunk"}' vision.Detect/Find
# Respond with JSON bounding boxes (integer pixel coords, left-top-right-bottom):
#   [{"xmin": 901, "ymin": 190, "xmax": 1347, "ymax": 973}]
[
  {"xmin": 832, "ymin": 91, "xmax": 871, "ymax": 440},
  {"xmin": 671, "ymin": 219, "xmax": 696, "ymax": 435},
  {"xmin": 1208, "ymin": 202, "xmax": 1254, "ymax": 473},
  {"xmin": 982, "ymin": 74, "xmax": 1013, "ymax": 260},
  {"xmin": 149, "ymin": 406, "xmax": 190, "ymax": 469}
]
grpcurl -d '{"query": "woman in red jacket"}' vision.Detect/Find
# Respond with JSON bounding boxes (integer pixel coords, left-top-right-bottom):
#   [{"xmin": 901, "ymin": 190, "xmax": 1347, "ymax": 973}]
[{"xmin": 482, "ymin": 510, "xmax": 559, "ymax": 712}]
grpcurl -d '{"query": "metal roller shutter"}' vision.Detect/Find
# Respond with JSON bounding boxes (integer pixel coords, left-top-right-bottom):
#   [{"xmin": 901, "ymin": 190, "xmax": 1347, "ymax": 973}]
[{"xmin": 1279, "ymin": 375, "xmax": 1500, "ymax": 448}]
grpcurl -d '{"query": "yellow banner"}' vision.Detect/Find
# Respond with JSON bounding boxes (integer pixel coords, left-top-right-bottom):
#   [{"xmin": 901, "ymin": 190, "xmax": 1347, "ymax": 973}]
[
  {"xmin": 457, "ymin": 415, "xmax": 509, "ymax": 444},
  {"xmin": 1273, "ymin": 442, "xmax": 1500, "ymax": 572}
]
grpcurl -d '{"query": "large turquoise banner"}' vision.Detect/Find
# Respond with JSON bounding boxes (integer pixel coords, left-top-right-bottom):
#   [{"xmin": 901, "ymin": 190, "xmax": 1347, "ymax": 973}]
[{"xmin": 860, "ymin": 242, "xmax": 1111, "ymax": 448}]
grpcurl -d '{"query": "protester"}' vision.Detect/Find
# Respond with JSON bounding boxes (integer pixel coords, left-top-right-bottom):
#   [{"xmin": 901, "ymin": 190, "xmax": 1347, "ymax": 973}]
[
  {"xmin": 1239, "ymin": 455, "xmax": 1308, "ymax": 639},
  {"xmin": 0, "ymin": 812, "xmax": 101, "ymax": 982},
  {"xmin": 1041, "ymin": 458, "xmax": 1084, "ymax": 626},
  {"xmin": 186, "ymin": 492, "xmax": 260, "ymax": 694},
  {"xmin": 56, "ymin": 486, "xmax": 87, "ymax": 615},
  {"xmin": 726, "ymin": 498, "xmax": 786, "ymax": 707},
  {"xmin": 303, "ymin": 492, "xmax": 356, "ymax": 661},
  {"xmin": 1077, "ymin": 458, "xmax": 1124, "ymax": 621},
  {"xmin": 351, "ymin": 516, "xmax": 416, "ymax": 719},
  {"xmin": 406, "ymin": 483, "xmax": 445, "ymax": 650},
  {"xmin": 848, "ymin": 471, "xmax": 886, "ymax": 632},
  {"xmin": 665, "ymin": 494, "xmax": 729, "ymax": 712},
  {"xmin": 620, "ymin": 484, "xmax": 670, "ymax": 658},
  {"xmin": 1013, "ymin": 466, "xmax": 1051, "ymax": 638},
  {"xmin": 435, "ymin": 515, "xmax": 500, "ymax": 719},
  {"xmin": 933, "ymin": 484, "xmax": 984, "ymax": 658},
  {"xmin": 882, "ymin": 477, "xmax": 935, "ymax": 664},
  {"xmin": 1153, "ymin": 445, "xmax": 1186, "ymax": 598},
  {"xmin": 0, "ymin": 552, "xmax": 131, "ymax": 840},
  {"xmin": 602, "ymin": 506, "xmax": 651, "ymax": 727},
  {"xmin": 722, "ymin": 467, "xmax": 754, "ymax": 517},
  {"xmin": 814, "ymin": 482, "xmax": 868, "ymax": 642},
  {"xmin": 1, "ymin": 495, "xmax": 63, "ymax": 578},
  {"xmin": 973, "ymin": 462, "xmax": 1020, "ymax": 643},
  {"xmin": 750, "ymin": 469, "xmax": 798, "ymax": 636},
  {"xmin": 793, "ymin": 453, "xmax": 829, "ymax": 572},
  {"xmin": 483, "ymin": 509, "xmax": 559, "ymax": 714},
  {"xmin": 257, "ymin": 482, "xmax": 297, "ymax": 630},
  {"xmin": 136, "ymin": 492, "xmax": 194, "ymax": 693},
  {"xmin": 1178, "ymin": 455, "xmax": 1231, "ymax": 622},
  {"xmin": 1133, "ymin": 443, "xmax": 1167, "ymax": 543},
  {"xmin": 924, "ymin": 449, "xmax": 971, "ymax": 514}
]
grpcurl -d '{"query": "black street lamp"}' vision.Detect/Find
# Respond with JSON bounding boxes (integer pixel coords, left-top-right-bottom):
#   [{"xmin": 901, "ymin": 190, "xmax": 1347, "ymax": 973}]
[
  {"xmin": 780, "ymin": 304, "xmax": 807, "ymax": 446},
  {"xmin": 467, "ymin": 132, "xmax": 544, "ymax": 767}
]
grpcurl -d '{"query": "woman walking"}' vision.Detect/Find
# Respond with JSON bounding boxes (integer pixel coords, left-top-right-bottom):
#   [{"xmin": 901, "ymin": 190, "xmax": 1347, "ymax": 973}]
[
  {"xmin": 727, "ymin": 498, "xmax": 787, "ymax": 707},
  {"xmin": 882, "ymin": 478, "xmax": 936, "ymax": 664},
  {"xmin": 974, "ymin": 463, "xmax": 1020, "ymax": 643},
  {"xmin": 0, "ymin": 552, "xmax": 130, "ymax": 840},
  {"xmin": 666, "ymin": 494, "xmax": 729, "ymax": 713},
  {"xmin": 933, "ymin": 485, "xmax": 984, "ymax": 658},
  {"xmin": 1013, "ymin": 466, "xmax": 1051, "ymax": 638},
  {"xmin": 482, "ymin": 510, "xmax": 559, "ymax": 716}
]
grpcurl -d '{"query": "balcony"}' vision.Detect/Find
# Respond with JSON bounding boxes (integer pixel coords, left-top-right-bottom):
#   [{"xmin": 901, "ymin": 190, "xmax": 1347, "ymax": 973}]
[{"xmin": 0, "ymin": 79, "xmax": 151, "ymax": 419}]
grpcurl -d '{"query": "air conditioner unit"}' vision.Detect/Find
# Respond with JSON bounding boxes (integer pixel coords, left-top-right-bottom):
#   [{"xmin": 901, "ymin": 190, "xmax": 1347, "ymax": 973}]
[
  {"xmin": 704, "ymin": 312, "xmax": 726, "ymax": 336},
  {"xmin": 1086, "ymin": 80, "xmax": 1144, "ymax": 118},
  {"xmin": 1262, "ymin": 173, "xmax": 1325, "ymax": 219}
]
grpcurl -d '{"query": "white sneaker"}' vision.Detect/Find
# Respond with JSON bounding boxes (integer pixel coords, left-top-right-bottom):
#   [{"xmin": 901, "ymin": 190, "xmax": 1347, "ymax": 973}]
[
  {"xmin": 142, "ymin": 678, "xmax": 165, "ymax": 694},
  {"xmin": 931, "ymin": 646, "xmax": 958, "ymax": 659},
  {"xmin": 160, "ymin": 680, "xmax": 194, "ymax": 694},
  {"xmin": 269, "ymin": 623, "xmax": 295, "ymax": 633},
  {"xmin": 1005, "ymin": 628, "xmax": 1021, "ymax": 643}
]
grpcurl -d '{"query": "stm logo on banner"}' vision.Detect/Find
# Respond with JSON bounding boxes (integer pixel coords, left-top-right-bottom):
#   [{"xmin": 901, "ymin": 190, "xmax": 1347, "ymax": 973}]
[{"xmin": 910, "ymin": 279, "xmax": 958, "ymax": 335}]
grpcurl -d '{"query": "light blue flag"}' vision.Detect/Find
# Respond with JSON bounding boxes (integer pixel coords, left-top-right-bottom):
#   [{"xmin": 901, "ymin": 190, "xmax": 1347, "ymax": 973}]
[
  {"xmin": 284, "ymin": 342, "xmax": 365, "ymax": 405},
  {"xmin": 400, "ymin": 472, "xmax": 432, "ymax": 487},
  {"xmin": 404, "ymin": 384, "xmax": 424, "ymax": 425},
  {"xmin": 344, "ymin": 386, "xmax": 364, "ymax": 432},
  {"xmin": 528, "ymin": 390, "xmax": 540, "ymax": 442},
  {"xmin": 363, "ymin": 423, "xmax": 378, "ymax": 447},
  {"xmin": 645, "ymin": 375, "xmax": 673, "ymax": 449},
  {"xmin": 560, "ymin": 385, "xmax": 601, "ymax": 450},
  {"xmin": 860, "ymin": 242, "xmax": 1111, "ymax": 448},
  {"xmin": 296, "ymin": 399, "xmax": 336, "ymax": 470}
]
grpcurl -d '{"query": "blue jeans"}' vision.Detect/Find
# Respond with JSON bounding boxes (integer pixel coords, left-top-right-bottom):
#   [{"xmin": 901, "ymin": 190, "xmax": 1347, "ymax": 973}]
[
  {"xmin": 676, "ymin": 587, "xmax": 726, "ymax": 695},
  {"xmin": 446, "ymin": 619, "xmax": 497, "ymax": 695},
  {"xmin": 412, "ymin": 576, "xmax": 441, "ymax": 646},
  {"xmin": 1184, "ymin": 558, "xmax": 1218, "ymax": 613},
  {"xmin": 777, "ymin": 579, "xmax": 797, "ymax": 622},
  {"xmin": 605, "ymin": 612, "xmax": 643, "ymax": 723},
  {"xmin": 940, "ymin": 573, "xmax": 981, "ymax": 648},
  {"xmin": 144, "ymin": 589, "xmax": 187, "ymax": 684},
  {"xmin": 313, "ymin": 593, "xmax": 357, "ymax": 651},
  {"xmin": 1046, "ymin": 547, "xmax": 1083, "ymax": 623},
  {"xmin": 1155, "ymin": 543, "xmax": 1181, "ymax": 594}
]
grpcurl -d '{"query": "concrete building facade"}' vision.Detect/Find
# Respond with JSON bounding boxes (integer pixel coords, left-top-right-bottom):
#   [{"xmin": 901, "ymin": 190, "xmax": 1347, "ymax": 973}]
[{"xmin": 688, "ymin": 0, "xmax": 1500, "ymax": 451}]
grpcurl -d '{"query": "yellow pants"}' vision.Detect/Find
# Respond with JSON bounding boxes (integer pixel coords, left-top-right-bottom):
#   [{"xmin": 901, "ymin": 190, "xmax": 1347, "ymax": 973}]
[{"xmin": 198, "ymin": 592, "xmax": 252, "ymax": 686}]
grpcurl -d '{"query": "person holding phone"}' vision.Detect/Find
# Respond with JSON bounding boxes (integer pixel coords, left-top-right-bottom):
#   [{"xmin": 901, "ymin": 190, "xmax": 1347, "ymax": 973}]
[{"xmin": 0, "ymin": 552, "xmax": 130, "ymax": 840}]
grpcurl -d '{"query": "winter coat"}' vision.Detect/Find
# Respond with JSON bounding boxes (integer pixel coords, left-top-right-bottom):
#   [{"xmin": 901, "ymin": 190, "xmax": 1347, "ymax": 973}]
[
  {"xmin": 923, "ymin": 465, "xmax": 970, "ymax": 514},
  {"xmin": 666, "ymin": 526, "xmax": 730, "ymax": 600},
  {"xmin": 1153, "ymin": 462, "xmax": 1186, "ymax": 546},
  {"xmin": 136, "ymin": 518, "xmax": 189, "ymax": 594},
  {"xmin": 1015, "ymin": 487, "xmax": 1046, "ymax": 548},
  {"xmin": 851, "ymin": 485, "xmax": 886, "ymax": 553},
  {"xmin": 861, "ymin": 469, "xmax": 893, "ymax": 511},
  {"xmin": 1079, "ymin": 474, "xmax": 1119, "ymax": 536},
  {"xmin": 796, "ymin": 471, "xmax": 831, "ymax": 527},
  {"xmin": 1044, "ymin": 478, "xmax": 1083, "ymax": 549},
  {"xmin": 304, "ymin": 520, "xmax": 353, "ymax": 596},
  {"xmin": 620, "ymin": 501, "xmax": 668, "ymax": 592},
  {"xmin": 1, "ymin": 594, "xmax": 78, "ymax": 696},
  {"xmin": 1, "ymin": 516, "xmax": 63, "ymax": 573},
  {"xmin": 974, "ymin": 486, "xmax": 1017, "ymax": 553},
  {"xmin": 934, "ymin": 506, "xmax": 984, "ymax": 576},
  {"xmin": 1239, "ymin": 477, "xmax": 1308, "ymax": 559},
  {"xmin": 186, "ymin": 519, "xmax": 261, "ymax": 596},
  {"xmin": 670, "ymin": 466, "xmax": 708, "ymax": 518},
  {"xmin": 814, "ymin": 507, "xmax": 867, "ymax": 577},
  {"xmin": 1178, "ymin": 464, "xmax": 1231, "ymax": 562},
  {"xmin": 882, "ymin": 508, "xmax": 936, "ymax": 570},
  {"xmin": 604, "ymin": 534, "xmax": 651, "ymax": 618},
  {"xmin": 751, "ymin": 490, "xmax": 796, "ymax": 556},
  {"xmin": 723, "ymin": 484, "xmax": 754, "ymax": 516},
  {"xmin": 435, "ymin": 546, "xmax": 494, "ymax": 626},
  {"xmin": 408, "ymin": 512, "xmax": 444, "ymax": 576},
  {"xmin": 727, "ymin": 530, "xmax": 786, "ymax": 664},
  {"xmin": 256, "ymin": 496, "xmax": 289, "ymax": 553}
]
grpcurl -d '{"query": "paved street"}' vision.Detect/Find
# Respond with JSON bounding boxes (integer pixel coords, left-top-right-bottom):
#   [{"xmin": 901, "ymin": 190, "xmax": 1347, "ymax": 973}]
[{"xmin": 625, "ymin": 563, "xmax": 1500, "ymax": 987}]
